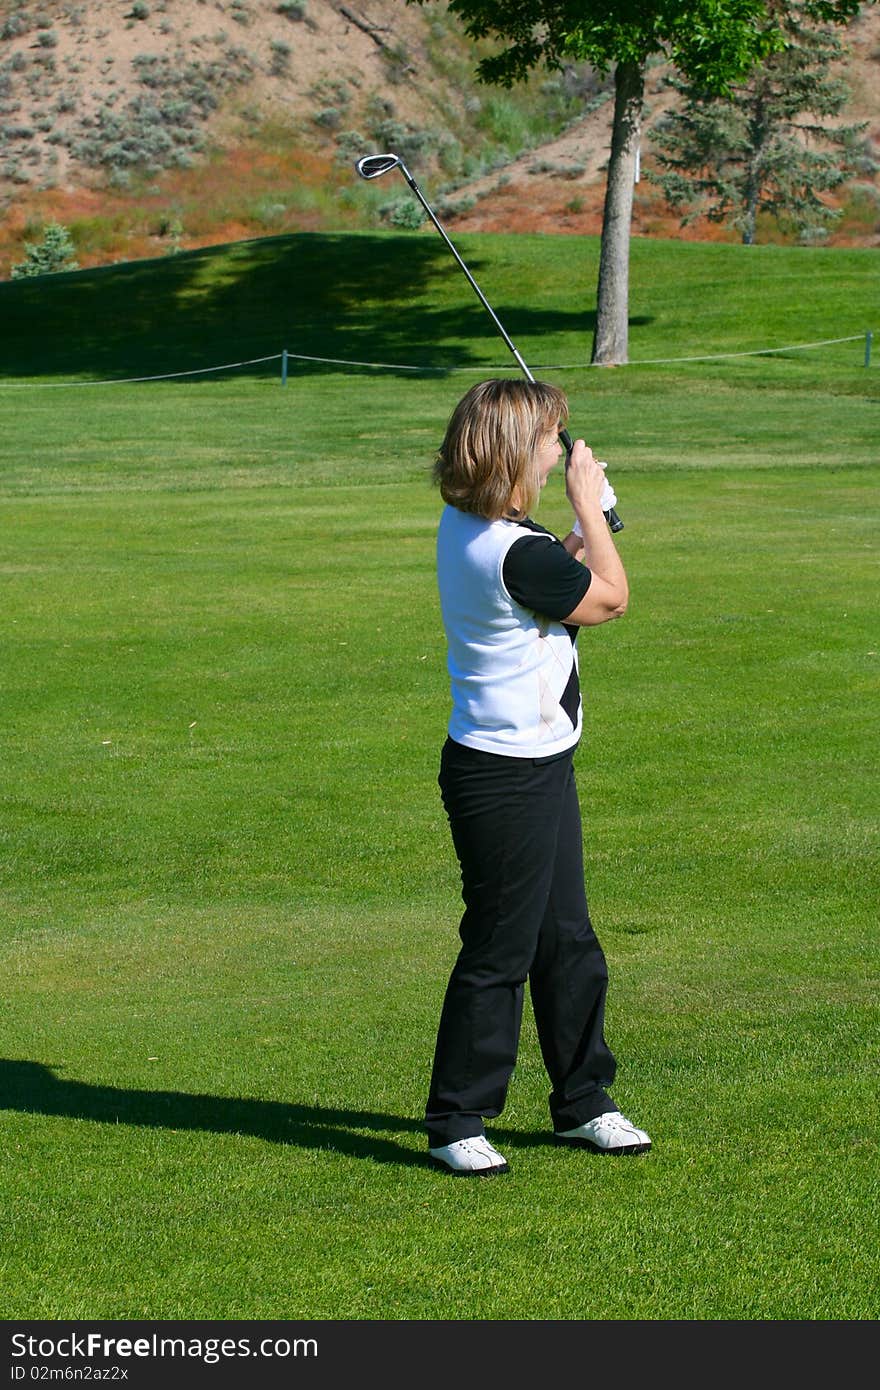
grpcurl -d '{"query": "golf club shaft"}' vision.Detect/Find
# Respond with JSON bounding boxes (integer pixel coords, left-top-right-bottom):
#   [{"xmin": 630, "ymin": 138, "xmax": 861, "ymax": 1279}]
[
  {"xmin": 393, "ymin": 161, "xmax": 623, "ymax": 534},
  {"xmin": 396, "ymin": 164, "xmax": 534, "ymax": 381}
]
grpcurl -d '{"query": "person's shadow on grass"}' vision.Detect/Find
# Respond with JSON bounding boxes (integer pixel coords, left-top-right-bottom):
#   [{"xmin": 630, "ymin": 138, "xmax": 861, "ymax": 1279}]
[
  {"xmin": 0, "ymin": 1059, "xmax": 546, "ymax": 1169},
  {"xmin": 0, "ymin": 1059, "xmax": 434, "ymax": 1168}
]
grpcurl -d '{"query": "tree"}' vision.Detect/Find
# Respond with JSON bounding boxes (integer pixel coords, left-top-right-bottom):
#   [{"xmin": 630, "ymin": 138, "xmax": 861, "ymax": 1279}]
[
  {"xmin": 410, "ymin": 0, "xmax": 868, "ymax": 363},
  {"xmin": 648, "ymin": 6, "xmax": 871, "ymax": 243},
  {"xmin": 11, "ymin": 222, "xmax": 79, "ymax": 279}
]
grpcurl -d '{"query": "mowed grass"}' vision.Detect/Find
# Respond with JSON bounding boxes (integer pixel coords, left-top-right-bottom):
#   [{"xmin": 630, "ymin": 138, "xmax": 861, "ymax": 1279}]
[{"xmin": 0, "ymin": 232, "xmax": 878, "ymax": 1321}]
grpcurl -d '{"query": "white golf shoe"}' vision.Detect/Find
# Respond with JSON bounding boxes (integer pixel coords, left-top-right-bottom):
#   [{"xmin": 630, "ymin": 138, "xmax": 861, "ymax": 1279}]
[
  {"xmin": 429, "ymin": 1135, "xmax": 510, "ymax": 1176},
  {"xmin": 555, "ymin": 1110, "xmax": 651, "ymax": 1155}
]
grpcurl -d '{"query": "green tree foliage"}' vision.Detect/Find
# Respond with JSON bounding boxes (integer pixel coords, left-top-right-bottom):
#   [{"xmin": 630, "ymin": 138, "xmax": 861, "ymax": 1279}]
[
  {"xmin": 649, "ymin": 6, "xmax": 871, "ymax": 243},
  {"xmin": 11, "ymin": 222, "xmax": 79, "ymax": 279},
  {"xmin": 410, "ymin": 0, "xmax": 869, "ymax": 362}
]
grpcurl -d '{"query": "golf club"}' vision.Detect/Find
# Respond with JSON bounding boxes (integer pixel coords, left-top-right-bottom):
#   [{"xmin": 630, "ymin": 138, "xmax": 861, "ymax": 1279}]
[{"xmin": 355, "ymin": 152, "xmax": 624, "ymax": 533}]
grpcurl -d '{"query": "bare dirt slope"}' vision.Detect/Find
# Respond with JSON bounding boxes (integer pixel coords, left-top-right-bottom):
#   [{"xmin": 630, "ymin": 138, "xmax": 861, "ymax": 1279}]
[
  {"xmin": 0, "ymin": 0, "xmax": 442, "ymax": 189},
  {"xmin": 1, "ymin": 0, "xmax": 877, "ymax": 262}
]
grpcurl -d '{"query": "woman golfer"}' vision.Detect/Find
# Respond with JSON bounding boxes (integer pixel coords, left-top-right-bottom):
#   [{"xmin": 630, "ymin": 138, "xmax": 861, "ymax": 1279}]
[{"xmin": 425, "ymin": 378, "xmax": 651, "ymax": 1175}]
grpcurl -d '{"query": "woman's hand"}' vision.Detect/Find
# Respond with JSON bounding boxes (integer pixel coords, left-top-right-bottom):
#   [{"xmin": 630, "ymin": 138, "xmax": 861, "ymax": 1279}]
[
  {"xmin": 560, "ymin": 439, "xmax": 629, "ymax": 626},
  {"xmin": 564, "ymin": 440, "xmax": 607, "ymax": 517}
]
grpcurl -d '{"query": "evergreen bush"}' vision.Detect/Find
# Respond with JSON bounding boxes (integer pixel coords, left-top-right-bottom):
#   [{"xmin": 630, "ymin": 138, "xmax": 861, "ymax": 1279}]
[{"xmin": 11, "ymin": 222, "xmax": 79, "ymax": 278}]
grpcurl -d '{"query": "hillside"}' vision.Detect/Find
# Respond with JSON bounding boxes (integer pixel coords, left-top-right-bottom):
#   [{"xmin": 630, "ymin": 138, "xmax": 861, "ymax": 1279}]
[{"xmin": 1, "ymin": 0, "xmax": 878, "ymax": 276}]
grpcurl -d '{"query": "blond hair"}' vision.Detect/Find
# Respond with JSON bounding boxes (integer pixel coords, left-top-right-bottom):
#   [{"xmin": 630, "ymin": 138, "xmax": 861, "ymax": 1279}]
[{"xmin": 433, "ymin": 378, "xmax": 568, "ymax": 520}]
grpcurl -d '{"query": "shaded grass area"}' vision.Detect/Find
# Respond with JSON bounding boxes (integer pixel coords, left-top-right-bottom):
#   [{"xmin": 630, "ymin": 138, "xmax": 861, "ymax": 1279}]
[
  {"xmin": 0, "ymin": 230, "xmax": 876, "ymax": 383},
  {"xmin": 0, "ymin": 233, "xmax": 878, "ymax": 1320}
]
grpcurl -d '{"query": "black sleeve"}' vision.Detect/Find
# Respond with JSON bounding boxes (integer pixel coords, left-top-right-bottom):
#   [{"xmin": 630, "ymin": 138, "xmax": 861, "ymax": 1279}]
[{"xmin": 503, "ymin": 534, "xmax": 591, "ymax": 621}]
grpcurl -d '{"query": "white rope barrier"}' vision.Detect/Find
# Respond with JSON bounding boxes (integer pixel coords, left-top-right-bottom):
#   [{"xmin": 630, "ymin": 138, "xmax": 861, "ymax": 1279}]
[
  {"xmin": 0, "ymin": 353, "xmax": 283, "ymax": 388},
  {"xmin": 576, "ymin": 334, "xmax": 866, "ymax": 367},
  {"xmin": 0, "ymin": 335, "xmax": 868, "ymax": 387},
  {"xmin": 281, "ymin": 351, "xmax": 429, "ymax": 372}
]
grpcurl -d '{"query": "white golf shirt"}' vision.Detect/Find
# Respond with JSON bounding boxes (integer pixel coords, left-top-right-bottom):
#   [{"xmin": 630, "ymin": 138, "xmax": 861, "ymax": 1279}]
[{"xmin": 436, "ymin": 505, "xmax": 591, "ymax": 759}]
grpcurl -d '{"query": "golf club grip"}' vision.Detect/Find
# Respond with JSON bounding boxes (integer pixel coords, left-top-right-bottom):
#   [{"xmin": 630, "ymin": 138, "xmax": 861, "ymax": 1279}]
[{"xmin": 559, "ymin": 429, "xmax": 624, "ymax": 533}]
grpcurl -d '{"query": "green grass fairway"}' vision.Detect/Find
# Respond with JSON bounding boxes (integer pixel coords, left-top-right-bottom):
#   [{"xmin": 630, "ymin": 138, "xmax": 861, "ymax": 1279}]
[{"xmin": 0, "ymin": 233, "xmax": 878, "ymax": 1321}]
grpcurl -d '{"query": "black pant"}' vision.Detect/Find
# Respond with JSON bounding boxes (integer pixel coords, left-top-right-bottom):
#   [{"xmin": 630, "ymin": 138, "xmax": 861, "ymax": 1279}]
[{"xmin": 425, "ymin": 737, "xmax": 617, "ymax": 1148}]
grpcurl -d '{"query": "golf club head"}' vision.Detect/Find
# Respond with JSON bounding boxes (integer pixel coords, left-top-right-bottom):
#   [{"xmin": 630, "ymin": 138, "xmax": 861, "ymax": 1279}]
[{"xmin": 355, "ymin": 153, "xmax": 402, "ymax": 180}]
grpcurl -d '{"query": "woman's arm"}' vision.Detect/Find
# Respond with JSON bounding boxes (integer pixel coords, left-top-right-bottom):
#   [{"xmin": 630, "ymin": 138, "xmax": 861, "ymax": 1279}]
[
  {"xmin": 560, "ymin": 530, "xmax": 584, "ymax": 560},
  {"xmin": 562, "ymin": 441, "xmax": 629, "ymax": 627}
]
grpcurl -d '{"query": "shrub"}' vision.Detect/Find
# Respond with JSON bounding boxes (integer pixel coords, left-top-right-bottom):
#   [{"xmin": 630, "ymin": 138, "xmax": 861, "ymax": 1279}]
[
  {"xmin": 71, "ymin": 96, "xmax": 203, "ymax": 171},
  {"xmin": 435, "ymin": 193, "xmax": 475, "ymax": 218},
  {"xmin": 379, "ymin": 196, "xmax": 424, "ymax": 229},
  {"xmin": 65, "ymin": 52, "xmax": 253, "ymax": 172},
  {"xmin": 2, "ymin": 15, "xmax": 30, "ymax": 41},
  {"xmin": 156, "ymin": 213, "xmax": 183, "ymax": 237},
  {"xmin": 311, "ymin": 79, "xmax": 350, "ymax": 108},
  {"xmin": 269, "ymin": 40, "xmax": 290, "ymax": 76},
  {"xmin": 253, "ymin": 200, "xmax": 287, "ymax": 228},
  {"xmin": 381, "ymin": 43, "xmax": 412, "ymax": 85},
  {"xmin": 277, "ymin": 1, "xmax": 307, "ymax": 18},
  {"xmin": 11, "ymin": 221, "xmax": 79, "ymax": 278},
  {"xmin": 367, "ymin": 117, "xmax": 440, "ymax": 166},
  {"xmin": 797, "ymin": 224, "xmax": 832, "ymax": 245},
  {"xmin": 528, "ymin": 159, "xmax": 585, "ymax": 180},
  {"xmin": 436, "ymin": 135, "xmax": 465, "ymax": 178},
  {"xmin": 313, "ymin": 107, "xmax": 341, "ymax": 130},
  {"xmin": 333, "ymin": 128, "xmax": 367, "ymax": 164},
  {"xmin": 30, "ymin": 55, "xmax": 55, "ymax": 77}
]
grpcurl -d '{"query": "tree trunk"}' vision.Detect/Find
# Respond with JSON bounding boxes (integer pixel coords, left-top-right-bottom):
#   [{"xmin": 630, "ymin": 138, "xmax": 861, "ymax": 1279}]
[
  {"xmin": 742, "ymin": 105, "xmax": 763, "ymax": 245},
  {"xmin": 742, "ymin": 140, "xmax": 764, "ymax": 244},
  {"xmin": 591, "ymin": 59, "xmax": 645, "ymax": 365},
  {"xmin": 741, "ymin": 198, "xmax": 757, "ymax": 245}
]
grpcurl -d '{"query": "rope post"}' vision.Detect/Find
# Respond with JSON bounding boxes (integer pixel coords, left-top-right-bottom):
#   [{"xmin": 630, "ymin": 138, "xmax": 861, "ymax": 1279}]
[
  {"xmin": 281, "ymin": 348, "xmax": 289, "ymax": 386},
  {"xmin": 865, "ymin": 331, "xmax": 873, "ymax": 368}
]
